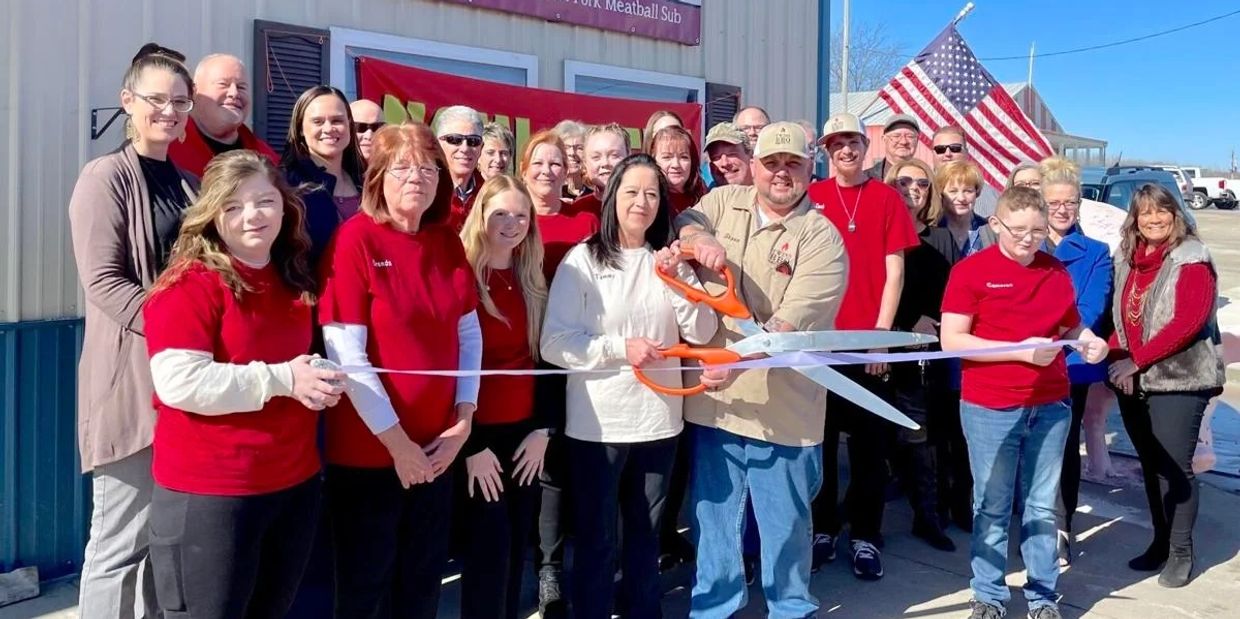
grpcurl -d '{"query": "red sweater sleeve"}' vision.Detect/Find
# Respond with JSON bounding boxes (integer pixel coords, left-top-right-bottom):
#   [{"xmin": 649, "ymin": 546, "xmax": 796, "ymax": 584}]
[{"xmin": 1130, "ymin": 264, "xmax": 1215, "ymax": 370}]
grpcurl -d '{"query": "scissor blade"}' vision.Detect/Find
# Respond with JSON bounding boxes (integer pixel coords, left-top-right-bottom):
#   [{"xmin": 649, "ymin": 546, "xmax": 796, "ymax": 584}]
[
  {"xmin": 729, "ymin": 321, "xmax": 920, "ymax": 429},
  {"xmin": 727, "ymin": 329, "xmax": 937, "ymax": 358}
]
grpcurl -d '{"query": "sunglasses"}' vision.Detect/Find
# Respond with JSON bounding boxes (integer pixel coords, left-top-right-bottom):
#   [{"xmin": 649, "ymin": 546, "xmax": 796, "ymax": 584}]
[
  {"xmin": 354, "ymin": 121, "xmax": 386, "ymax": 134},
  {"xmin": 897, "ymin": 176, "xmax": 931, "ymax": 190},
  {"xmin": 933, "ymin": 143, "xmax": 965, "ymax": 155},
  {"xmin": 440, "ymin": 133, "xmax": 483, "ymax": 148}
]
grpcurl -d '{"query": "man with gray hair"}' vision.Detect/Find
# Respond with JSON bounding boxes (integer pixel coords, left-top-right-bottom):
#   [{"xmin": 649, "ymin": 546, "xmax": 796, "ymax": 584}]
[
  {"xmin": 433, "ymin": 105, "xmax": 486, "ymax": 230},
  {"xmin": 168, "ymin": 53, "xmax": 278, "ymax": 177}
]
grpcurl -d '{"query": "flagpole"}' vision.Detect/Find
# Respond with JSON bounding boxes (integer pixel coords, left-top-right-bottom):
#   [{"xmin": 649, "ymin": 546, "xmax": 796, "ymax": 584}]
[
  {"xmin": 1027, "ymin": 41, "xmax": 1035, "ymax": 86},
  {"xmin": 953, "ymin": 2, "xmax": 975, "ymax": 25},
  {"xmin": 841, "ymin": 0, "xmax": 851, "ymax": 111}
]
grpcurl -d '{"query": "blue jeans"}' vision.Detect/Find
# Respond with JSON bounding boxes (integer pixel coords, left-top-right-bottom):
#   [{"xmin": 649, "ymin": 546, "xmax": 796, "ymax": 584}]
[
  {"xmin": 688, "ymin": 424, "xmax": 822, "ymax": 619},
  {"xmin": 960, "ymin": 400, "xmax": 1070, "ymax": 610}
]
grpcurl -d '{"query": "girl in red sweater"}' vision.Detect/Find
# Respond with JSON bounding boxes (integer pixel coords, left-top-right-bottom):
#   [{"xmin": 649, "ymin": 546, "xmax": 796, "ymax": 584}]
[{"xmin": 143, "ymin": 150, "xmax": 344, "ymax": 619}]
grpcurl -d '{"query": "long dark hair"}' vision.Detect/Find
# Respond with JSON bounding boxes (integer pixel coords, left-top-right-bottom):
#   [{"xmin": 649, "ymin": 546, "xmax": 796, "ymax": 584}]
[
  {"xmin": 587, "ymin": 154, "xmax": 675, "ymax": 269},
  {"xmin": 281, "ymin": 85, "xmax": 365, "ymax": 185},
  {"xmin": 1120, "ymin": 183, "xmax": 1197, "ymax": 266}
]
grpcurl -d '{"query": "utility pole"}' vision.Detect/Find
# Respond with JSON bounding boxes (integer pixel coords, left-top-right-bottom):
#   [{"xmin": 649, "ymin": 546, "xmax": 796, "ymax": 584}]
[{"xmin": 840, "ymin": 0, "xmax": 851, "ymax": 111}]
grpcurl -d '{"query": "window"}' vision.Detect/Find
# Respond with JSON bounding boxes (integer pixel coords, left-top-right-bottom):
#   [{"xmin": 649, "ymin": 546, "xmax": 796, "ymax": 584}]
[
  {"xmin": 329, "ymin": 27, "xmax": 539, "ymax": 101},
  {"xmin": 564, "ymin": 61, "xmax": 704, "ymax": 105}
]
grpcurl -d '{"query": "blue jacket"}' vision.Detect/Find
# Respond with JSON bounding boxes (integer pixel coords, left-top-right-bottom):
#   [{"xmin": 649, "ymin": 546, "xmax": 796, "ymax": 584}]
[{"xmin": 1050, "ymin": 227, "xmax": 1113, "ymax": 384}]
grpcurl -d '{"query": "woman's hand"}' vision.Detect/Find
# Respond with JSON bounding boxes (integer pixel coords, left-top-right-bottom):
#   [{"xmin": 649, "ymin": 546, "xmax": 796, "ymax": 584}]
[
  {"xmin": 1075, "ymin": 334, "xmax": 1110, "ymax": 365},
  {"xmin": 865, "ymin": 349, "xmax": 889, "ymax": 377},
  {"xmin": 654, "ymin": 241, "xmax": 686, "ymax": 274},
  {"xmin": 289, "ymin": 354, "xmax": 345, "ymax": 411},
  {"xmin": 379, "ymin": 431, "xmax": 434, "ymax": 489},
  {"xmin": 626, "ymin": 338, "xmax": 665, "ymax": 367},
  {"xmin": 466, "ymin": 448, "xmax": 505, "ymax": 502},
  {"xmin": 512, "ymin": 430, "xmax": 550, "ymax": 486},
  {"xmin": 425, "ymin": 415, "xmax": 472, "ymax": 476},
  {"xmin": 1108, "ymin": 358, "xmax": 1138, "ymax": 395},
  {"xmin": 1021, "ymin": 337, "xmax": 1059, "ymax": 367},
  {"xmin": 699, "ymin": 366, "xmax": 732, "ymax": 390},
  {"xmin": 912, "ymin": 315, "xmax": 940, "ymax": 338}
]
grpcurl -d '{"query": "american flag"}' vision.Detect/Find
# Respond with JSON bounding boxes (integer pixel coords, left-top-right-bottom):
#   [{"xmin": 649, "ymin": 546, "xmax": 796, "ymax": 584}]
[{"xmin": 877, "ymin": 26, "xmax": 1053, "ymax": 191}]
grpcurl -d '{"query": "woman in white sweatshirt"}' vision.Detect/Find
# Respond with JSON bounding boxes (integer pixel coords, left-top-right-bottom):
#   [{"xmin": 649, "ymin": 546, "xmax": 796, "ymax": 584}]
[{"xmin": 542, "ymin": 153, "xmax": 717, "ymax": 619}]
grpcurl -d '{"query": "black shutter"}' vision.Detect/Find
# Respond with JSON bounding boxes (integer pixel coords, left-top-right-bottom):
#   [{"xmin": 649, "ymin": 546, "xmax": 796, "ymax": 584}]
[
  {"xmin": 704, "ymin": 82, "xmax": 741, "ymax": 129},
  {"xmin": 252, "ymin": 20, "xmax": 330, "ymax": 153}
]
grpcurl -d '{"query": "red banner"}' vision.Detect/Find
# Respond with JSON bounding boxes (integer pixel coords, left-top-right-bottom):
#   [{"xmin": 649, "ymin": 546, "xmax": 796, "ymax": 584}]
[
  {"xmin": 441, "ymin": 0, "xmax": 701, "ymax": 46},
  {"xmin": 356, "ymin": 56, "xmax": 702, "ymax": 156}
]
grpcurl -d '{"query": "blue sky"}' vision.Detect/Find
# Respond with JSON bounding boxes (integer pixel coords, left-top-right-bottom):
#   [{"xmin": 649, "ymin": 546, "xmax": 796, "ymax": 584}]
[{"xmin": 829, "ymin": 0, "xmax": 1240, "ymax": 169}]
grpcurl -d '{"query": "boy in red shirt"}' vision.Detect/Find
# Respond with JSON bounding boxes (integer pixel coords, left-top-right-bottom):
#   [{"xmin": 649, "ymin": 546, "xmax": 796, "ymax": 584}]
[{"xmin": 940, "ymin": 187, "xmax": 1108, "ymax": 619}]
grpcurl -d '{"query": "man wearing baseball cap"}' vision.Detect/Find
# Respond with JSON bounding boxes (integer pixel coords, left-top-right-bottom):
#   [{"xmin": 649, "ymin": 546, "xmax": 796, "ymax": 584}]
[
  {"xmin": 865, "ymin": 113, "xmax": 921, "ymax": 181},
  {"xmin": 673, "ymin": 121, "xmax": 848, "ymax": 617},
  {"xmin": 808, "ymin": 112, "xmax": 921, "ymax": 581},
  {"xmin": 703, "ymin": 122, "xmax": 753, "ymax": 187}
]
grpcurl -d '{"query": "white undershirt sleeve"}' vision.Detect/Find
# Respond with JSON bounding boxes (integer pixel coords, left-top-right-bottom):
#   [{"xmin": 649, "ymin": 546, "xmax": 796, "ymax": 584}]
[
  {"xmin": 323, "ymin": 322, "xmax": 400, "ymax": 435},
  {"xmin": 455, "ymin": 310, "xmax": 482, "ymax": 406},
  {"xmin": 149, "ymin": 349, "xmax": 295, "ymax": 416}
]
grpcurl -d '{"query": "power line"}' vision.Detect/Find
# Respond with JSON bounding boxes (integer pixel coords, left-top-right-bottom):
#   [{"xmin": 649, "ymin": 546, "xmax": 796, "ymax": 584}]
[{"xmin": 978, "ymin": 8, "xmax": 1240, "ymax": 61}]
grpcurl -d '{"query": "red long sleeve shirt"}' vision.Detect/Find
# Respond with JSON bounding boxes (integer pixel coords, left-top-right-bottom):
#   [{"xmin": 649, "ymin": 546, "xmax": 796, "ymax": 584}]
[{"xmin": 1110, "ymin": 243, "xmax": 1215, "ymax": 370}]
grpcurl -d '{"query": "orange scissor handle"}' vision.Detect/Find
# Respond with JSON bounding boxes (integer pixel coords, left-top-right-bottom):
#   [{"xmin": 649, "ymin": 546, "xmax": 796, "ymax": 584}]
[
  {"xmin": 632, "ymin": 344, "xmax": 743, "ymax": 396},
  {"xmin": 655, "ymin": 249, "xmax": 752, "ymax": 320}
]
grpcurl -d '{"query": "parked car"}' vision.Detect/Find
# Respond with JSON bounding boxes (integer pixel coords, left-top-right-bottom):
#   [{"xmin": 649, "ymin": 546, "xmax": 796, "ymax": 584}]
[
  {"xmin": 1152, "ymin": 164, "xmax": 1196, "ymax": 204},
  {"xmin": 1080, "ymin": 166, "xmax": 1199, "ymax": 226},
  {"xmin": 1182, "ymin": 166, "xmax": 1239, "ymax": 210}
]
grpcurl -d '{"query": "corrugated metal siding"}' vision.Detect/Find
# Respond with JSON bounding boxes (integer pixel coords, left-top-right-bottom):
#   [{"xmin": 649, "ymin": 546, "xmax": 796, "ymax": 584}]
[
  {"xmin": 1, "ymin": 0, "xmax": 818, "ymax": 321},
  {"xmin": 0, "ymin": 319, "xmax": 89, "ymax": 580}
]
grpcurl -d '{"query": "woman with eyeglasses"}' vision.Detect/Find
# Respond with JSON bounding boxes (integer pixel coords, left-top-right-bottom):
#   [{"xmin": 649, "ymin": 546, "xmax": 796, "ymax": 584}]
[
  {"xmin": 280, "ymin": 85, "xmax": 364, "ymax": 263},
  {"xmin": 1035, "ymin": 157, "xmax": 1114, "ymax": 568},
  {"xmin": 1106, "ymin": 184, "xmax": 1223, "ymax": 589},
  {"xmin": 480, "ymin": 122, "xmax": 515, "ymax": 180},
  {"xmin": 553, "ymin": 119, "xmax": 590, "ymax": 200},
  {"xmin": 884, "ymin": 158, "xmax": 960, "ymax": 552},
  {"xmin": 1007, "ymin": 162, "xmax": 1042, "ymax": 191},
  {"xmin": 67, "ymin": 43, "xmax": 197, "ymax": 619},
  {"xmin": 318, "ymin": 123, "xmax": 481, "ymax": 618},
  {"xmin": 434, "ymin": 105, "xmax": 487, "ymax": 230}
]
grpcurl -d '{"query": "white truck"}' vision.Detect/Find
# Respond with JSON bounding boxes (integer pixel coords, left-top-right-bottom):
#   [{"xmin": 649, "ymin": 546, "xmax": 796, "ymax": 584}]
[{"xmin": 1180, "ymin": 166, "xmax": 1238, "ymax": 210}]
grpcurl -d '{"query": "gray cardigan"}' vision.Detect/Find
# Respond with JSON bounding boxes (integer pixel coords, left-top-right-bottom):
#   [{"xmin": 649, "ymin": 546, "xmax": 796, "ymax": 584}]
[
  {"xmin": 1112, "ymin": 238, "xmax": 1225, "ymax": 394},
  {"xmin": 68, "ymin": 143, "xmax": 196, "ymax": 472}
]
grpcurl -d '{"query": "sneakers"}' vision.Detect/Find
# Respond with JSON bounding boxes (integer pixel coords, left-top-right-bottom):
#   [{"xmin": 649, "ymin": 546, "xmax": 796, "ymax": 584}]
[
  {"xmin": 967, "ymin": 600, "xmax": 1004, "ymax": 619},
  {"xmin": 1027, "ymin": 604, "xmax": 1062, "ymax": 619},
  {"xmin": 810, "ymin": 533, "xmax": 837, "ymax": 573},
  {"xmin": 850, "ymin": 540, "xmax": 884, "ymax": 580},
  {"xmin": 1056, "ymin": 530, "xmax": 1072, "ymax": 567},
  {"xmin": 537, "ymin": 567, "xmax": 566, "ymax": 619}
]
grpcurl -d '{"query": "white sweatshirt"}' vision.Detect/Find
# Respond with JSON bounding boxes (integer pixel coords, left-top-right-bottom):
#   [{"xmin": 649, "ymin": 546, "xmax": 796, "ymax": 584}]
[{"xmin": 541, "ymin": 244, "xmax": 717, "ymax": 443}]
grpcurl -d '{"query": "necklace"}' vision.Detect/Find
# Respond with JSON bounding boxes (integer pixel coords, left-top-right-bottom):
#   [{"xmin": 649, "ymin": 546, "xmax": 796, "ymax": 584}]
[
  {"xmin": 487, "ymin": 268, "xmax": 514, "ymax": 292},
  {"xmin": 834, "ymin": 180, "xmax": 864, "ymax": 232},
  {"xmin": 1125, "ymin": 281, "xmax": 1151, "ymax": 326}
]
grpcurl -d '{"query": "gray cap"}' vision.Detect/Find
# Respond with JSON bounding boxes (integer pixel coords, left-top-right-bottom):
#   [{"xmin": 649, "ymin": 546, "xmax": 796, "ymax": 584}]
[{"xmin": 883, "ymin": 114, "xmax": 920, "ymax": 134}]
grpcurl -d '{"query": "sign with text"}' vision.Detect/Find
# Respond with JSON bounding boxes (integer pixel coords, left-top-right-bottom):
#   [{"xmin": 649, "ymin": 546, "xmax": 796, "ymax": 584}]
[
  {"xmin": 442, "ymin": 0, "xmax": 702, "ymax": 45},
  {"xmin": 356, "ymin": 56, "xmax": 702, "ymax": 156}
]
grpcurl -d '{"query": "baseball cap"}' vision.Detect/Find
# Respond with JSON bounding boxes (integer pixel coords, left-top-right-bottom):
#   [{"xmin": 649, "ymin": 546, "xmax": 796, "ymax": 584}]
[
  {"xmin": 883, "ymin": 114, "xmax": 920, "ymax": 134},
  {"xmin": 703, "ymin": 122, "xmax": 747, "ymax": 149},
  {"xmin": 753, "ymin": 122, "xmax": 810, "ymax": 160},
  {"xmin": 819, "ymin": 112, "xmax": 867, "ymax": 144}
]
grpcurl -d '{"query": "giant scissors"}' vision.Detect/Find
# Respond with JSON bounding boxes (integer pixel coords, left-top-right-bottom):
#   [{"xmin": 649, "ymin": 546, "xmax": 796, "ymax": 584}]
[{"xmin": 633, "ymin": 254, "xmax": 932, "ymax": 430}]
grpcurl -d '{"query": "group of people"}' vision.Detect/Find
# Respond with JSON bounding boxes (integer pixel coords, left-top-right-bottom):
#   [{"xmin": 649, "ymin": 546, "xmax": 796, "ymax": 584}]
[{"xmin": 68, "ymin": 42, "xmax": 1224, "ymax": 619}]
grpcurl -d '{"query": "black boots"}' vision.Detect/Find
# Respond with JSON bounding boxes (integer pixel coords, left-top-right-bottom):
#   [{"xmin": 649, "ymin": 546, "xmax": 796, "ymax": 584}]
[{"xmin": 1158, "ymin": 553, "xmax": 1194, "ymax": 588}]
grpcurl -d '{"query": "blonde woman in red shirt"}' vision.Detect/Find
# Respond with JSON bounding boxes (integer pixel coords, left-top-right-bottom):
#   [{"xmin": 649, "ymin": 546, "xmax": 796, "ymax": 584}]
[
  {"xmin": 143, "ymin": 150, "xmax": 345, "ymax": 618},
  {"xmin": 457, "ymin": 175, "xmax": 551, "ymax": 619}
]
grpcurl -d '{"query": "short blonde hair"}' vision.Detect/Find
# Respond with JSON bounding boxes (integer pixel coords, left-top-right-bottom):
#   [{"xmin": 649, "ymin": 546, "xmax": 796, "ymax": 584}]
[
  {"xmin": 934, "ymin": 160, "xmax": 984, "ymax": 193},
  {"xmin": 996, "ymin": 185, "xmax": 1047, "ymax": 218}
]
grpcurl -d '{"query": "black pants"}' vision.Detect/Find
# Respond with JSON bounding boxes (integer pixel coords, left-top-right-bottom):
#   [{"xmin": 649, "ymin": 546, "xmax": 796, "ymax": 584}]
[
  {"xmin": 326, "ymin": 465, "xmax": 454, "ymax": 619},
  {"xmin": 148, "ymin": 476, "xmax": 321, "ymax": 619},
  {"xmin": 536, "ymin": 368, "xmax": 569, "ymax": 574},
  {"xmin": 888, "ymin": 365, "xmax": 941, "ymax": 526},
  {"xmin": 568, "ymin": 436, "xmax": 677, "ymax": 619},
  {"xmin": 1059, "ymin": 383, "xmax": 1092, "ymax": 533},
  {"xmin": 935, "ymin": 389, "xmax": 973, "ymax": 525},
  {"xmin": 1118, "ymin": 389, "xmax": 1214, "ymax": 555},
  {"xmin": 816, "ymin": 366, "xmax": 892, "ymax": 542},
  {"xmin": 458, "ymin": 422, "xmax": 540, "ymax": 619}
]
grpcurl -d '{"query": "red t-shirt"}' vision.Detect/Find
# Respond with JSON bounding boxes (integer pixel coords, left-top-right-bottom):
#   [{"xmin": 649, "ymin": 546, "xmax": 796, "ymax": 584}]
[
  {"xmin": 670, "ymin": 186, "xmax": 707, "ymax": 217},
  {"xmin": 318, "ymin": 216, "xmax": 478, "ymax": 467},
  {"xmin": 538, "ymin": 204, "xmax": 599, "ymax": 281},
  {"xmin": 809, "ymin": 178, "xmax": 919, "ymax": 329},
  {"xmin": 144, "ymin": 262, "xmax": 318, "ymax": 496},
  {"xmin": 941, "ymin": 246, "xmax": 1082, "ymax": 408},
  {"xmin": 477, "ymin": 269, "xmax": 536, "ymax": 425},
  {"xmin": 572, "ymin": 192, "xmax": 603, "ymax": 218}
]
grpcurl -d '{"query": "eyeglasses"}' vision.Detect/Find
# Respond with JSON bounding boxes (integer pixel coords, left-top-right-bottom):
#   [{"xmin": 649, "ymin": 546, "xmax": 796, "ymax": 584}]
[
  {"xmin": 933, "ymin": 143, "xmax": 965, "ymax": 155},
  {"xmin": 885, "ymin": 131, "xmax": 918, "ymax": 142},
  {"xmin": 354, "ymin": 121, "xmax": 386, "ymax": 134},
  {"xmin": 1014, "ymin": 180, "xmax": 1041, "ymax": 189},
  {"xmin": 387, "ymin": 165, "xmax": 440, "ymax": 181},
  {"xmin": 992, "ymin": 217, "xmax": 1049, "ymax": 241},
  {"xmin": 897, "ymin": 176, "xmax": 931, "ymax": 190},
  {"xmin": 1047, "ymin": 200, "xmax": 1081, "ymax": 212},
  {"xmin": 736, "ymin": 124, "xmax": 767, "ymax": 134},
  {"xmin": 133, "ymin": 92, "xmax": 194, "ymax": 113},
  {"xmin": 439, "ymin": 133, "xmax": 483, "ymax": 148}
]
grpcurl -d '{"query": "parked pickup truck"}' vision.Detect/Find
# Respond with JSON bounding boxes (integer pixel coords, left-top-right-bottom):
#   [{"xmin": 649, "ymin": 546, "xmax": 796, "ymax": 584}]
[{"xmin": 1179, "ymin": 166, "xmax": 1238, "ymax": 210}]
